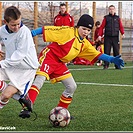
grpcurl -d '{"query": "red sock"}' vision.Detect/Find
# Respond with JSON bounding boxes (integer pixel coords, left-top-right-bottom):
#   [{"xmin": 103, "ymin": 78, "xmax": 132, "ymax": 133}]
[
  {"xmin": 57, "ymin": 95, "xmax": 72, "ymax": 109},
  {"xmin": 28, "ymin": 85, "xmax": 40, "ymax": 104},
  {"xmin": 0, "ymin": 80, "xmax": 7, "ymax": 92}
]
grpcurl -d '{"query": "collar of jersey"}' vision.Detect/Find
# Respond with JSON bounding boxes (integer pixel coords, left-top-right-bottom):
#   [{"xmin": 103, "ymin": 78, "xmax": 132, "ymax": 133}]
[
  {"xmin": 59, "ymin": 11, "xmax": 68, "ymax": 16},
  {"xmin": 5, "ymin": 21, "xmax": 23, "ymax": 33},
  {"xmin": 75, "ymin": 28, "xmax": 84, "ymax": 43}
]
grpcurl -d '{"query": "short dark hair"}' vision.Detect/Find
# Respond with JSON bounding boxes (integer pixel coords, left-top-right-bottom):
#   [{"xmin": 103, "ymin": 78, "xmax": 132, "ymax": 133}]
[
  {"xmin": 4, "ymin": 6, "xmax": 21, "ymax": 23},
  {"xmin": 60, "ymin": 3, "xmax": 66, "ymax": 7},
  {"xmin": 95, "ymin": 21, "xmax": 100, "ymax": 26},
  {"xmin": 109, "ymin": 5, "xmax": 115, "ymax": 8}
]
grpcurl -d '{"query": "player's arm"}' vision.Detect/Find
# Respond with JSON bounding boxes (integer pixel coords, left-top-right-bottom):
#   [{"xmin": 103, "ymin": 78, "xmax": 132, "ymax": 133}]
[
  {"xmin": 54, "ymin": 16, "xmax": 58, "ymax": 26},
  {"xmin": 70, "ymin": 16, "xmax": 74, "ymax": 27},
  {"xmin": 0, "ymin": 44, "xmax": 5, "ymax": 61},
  {"xmin": 98, "ymin": 17, "xmax": 106, "ymax": 41},
  {"xmin": 31, "ymin": 27, "xmax": 43, "ymax": 37},
  {"xmin": 0, "ymin": 29, "xmax": 34, "ymax": 68},
  {"xmin": 98, "ymin": 54, "xmax": 124, "ymax": 69},
  {"xmin": 119, "ymin": 18, "xmax": 125, "ymax": 38},
  {"xmin": 31, "ymin": 26, "xmax": 70, "ymax": 44}
]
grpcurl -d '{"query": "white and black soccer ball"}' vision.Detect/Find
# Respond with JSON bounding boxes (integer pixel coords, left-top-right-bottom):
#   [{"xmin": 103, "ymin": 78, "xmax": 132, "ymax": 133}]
[{"xmin": 49, "ymin": 106, "xmax": 71, "ymax": 127}]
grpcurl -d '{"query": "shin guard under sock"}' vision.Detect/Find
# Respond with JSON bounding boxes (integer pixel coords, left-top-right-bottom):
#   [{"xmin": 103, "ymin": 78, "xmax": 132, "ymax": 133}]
[
  {"xmin": 28, "ymin": 85, "xmax": 40, "ymax": 104},
  {"xmin": 57, "ymin": 94, "xmax": 72, "ymax": 109}
]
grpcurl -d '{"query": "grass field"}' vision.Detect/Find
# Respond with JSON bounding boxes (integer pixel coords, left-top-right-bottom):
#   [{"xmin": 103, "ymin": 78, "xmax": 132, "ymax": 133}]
[{"xmin": 0, "ymin": 62, "xmax": 133, "ymax": 132}]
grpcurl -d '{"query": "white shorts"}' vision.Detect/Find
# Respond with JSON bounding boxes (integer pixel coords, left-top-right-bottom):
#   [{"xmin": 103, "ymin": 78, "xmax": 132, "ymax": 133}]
[{"xmin": 0, "ymin": 67, "xmax": 36, "ymax": 98}]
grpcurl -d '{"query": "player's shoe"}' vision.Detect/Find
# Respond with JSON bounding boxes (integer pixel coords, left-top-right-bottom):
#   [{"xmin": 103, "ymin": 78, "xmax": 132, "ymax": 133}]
[
  {"xmin": 19, "ymin": 94, "xmax": 33, "ymax": 112},
  {"xmin": 19, "ymin": 108, "xmax": 31, "ymax": 118},
  {"xmin": 19, "ymin": 108, "xmax": 38, "ymax": 120},
  {"xmin": 18, "ymin": 94, "xmax": 33, "ymax": 118}
]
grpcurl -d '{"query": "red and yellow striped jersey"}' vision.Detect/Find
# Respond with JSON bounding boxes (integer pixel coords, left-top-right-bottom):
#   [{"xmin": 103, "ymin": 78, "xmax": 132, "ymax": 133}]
[{"xmin": 42, "ymin": 26, "xmax": 102, "ymax": 64}]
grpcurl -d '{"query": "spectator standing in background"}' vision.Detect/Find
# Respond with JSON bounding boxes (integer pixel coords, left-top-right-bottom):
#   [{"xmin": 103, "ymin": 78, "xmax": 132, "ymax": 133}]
[
  {"xmin": 94, "ymin": 21, "xmax": 104, "ymax": 66},
  {"xmin": 54, "ymin": 3, "xmax": 74, "ymax": 27},
  {"xmin": 98, "ymin": 5, "xmax": 125, "ymax": 69},
  {"xmin": 54, "ymin": 3, "xmax": 74, "ymax": 66}
]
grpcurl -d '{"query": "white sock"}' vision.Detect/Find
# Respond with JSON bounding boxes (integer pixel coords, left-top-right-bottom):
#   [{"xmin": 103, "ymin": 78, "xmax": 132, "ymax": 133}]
[{"xmin": 0, "ymin": 99, "xmax": 9, "ymax": 109}]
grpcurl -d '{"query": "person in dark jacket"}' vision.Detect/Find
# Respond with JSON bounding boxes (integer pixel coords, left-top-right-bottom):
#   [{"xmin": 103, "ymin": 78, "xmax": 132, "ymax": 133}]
[{"xmin": 98, "ymin": 5, "xmax": 125, "ymax": 69}]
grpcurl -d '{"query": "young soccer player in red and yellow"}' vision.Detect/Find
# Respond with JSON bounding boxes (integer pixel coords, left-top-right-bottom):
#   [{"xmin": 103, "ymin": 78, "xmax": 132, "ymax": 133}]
[{"xmin": 19, "ymin": 14, "xmax": 124, "ymax": 118}]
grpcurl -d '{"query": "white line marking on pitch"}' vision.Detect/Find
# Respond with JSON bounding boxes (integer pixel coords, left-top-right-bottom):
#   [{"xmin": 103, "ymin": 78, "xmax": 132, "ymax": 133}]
[
  {"xmin": 45, "ymin": 81, "xmax": 133, "ymax": 87},
  {"xmin": 76, "ymin": 82, "xmax": 133, "ymax": 87},
  {"xmin": 45, "ymin": 66, "xmax": 133, "ymax": 87},
  {"xmin": 69, "ymin": 66, "xmax": 133, "ymax": 71}
]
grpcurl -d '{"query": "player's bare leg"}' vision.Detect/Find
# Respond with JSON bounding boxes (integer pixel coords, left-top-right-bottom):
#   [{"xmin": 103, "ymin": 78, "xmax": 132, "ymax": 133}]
[
  {"xmin": 0, "ymin": 80, "xmax": 33, "ymax": 115},
  {"xmin": 0, "ymin": 85, "xmax": 17, "ymax": 109}
]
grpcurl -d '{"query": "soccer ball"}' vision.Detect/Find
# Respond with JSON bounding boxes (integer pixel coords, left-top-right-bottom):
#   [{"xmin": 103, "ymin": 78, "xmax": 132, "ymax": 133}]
[{"xmin": 49, "ymin": 106, "xmax": 71, "ymax": 127}]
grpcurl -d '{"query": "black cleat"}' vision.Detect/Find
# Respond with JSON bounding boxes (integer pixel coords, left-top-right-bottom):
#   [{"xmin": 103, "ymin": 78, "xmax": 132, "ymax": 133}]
[
  {"xmin": 19, "ymin": 94, "xmax": 33, "ymax": 112},
  {"xmin": 19, "ymin": 109, "xmax": 31, "ymax": 118},
  {"xmin": 19, "ymin": 108, "xmax": 37, "ymax": 120},
  {"xmin": 19, "ymin": 94, "xmax": 33, "ymax": 119}
]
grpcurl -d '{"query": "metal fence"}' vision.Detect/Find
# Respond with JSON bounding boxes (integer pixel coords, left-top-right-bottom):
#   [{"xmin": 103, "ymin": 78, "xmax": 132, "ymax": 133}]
[{"xmin": 1, "ymin": 1, "xmax": 133, "ymax": 61}]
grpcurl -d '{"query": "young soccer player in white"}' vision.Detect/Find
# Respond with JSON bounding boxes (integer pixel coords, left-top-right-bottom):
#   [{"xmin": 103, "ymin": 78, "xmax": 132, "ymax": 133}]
[{"xmin": 0, "ymin": 6, "xmax": 39, "ymax": 112}]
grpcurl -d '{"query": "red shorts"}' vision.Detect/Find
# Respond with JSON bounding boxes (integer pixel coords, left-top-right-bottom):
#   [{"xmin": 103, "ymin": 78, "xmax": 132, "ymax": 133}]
[{"xmin": 36, "ymin": 47, "xmax": 72, "ymax": 83}]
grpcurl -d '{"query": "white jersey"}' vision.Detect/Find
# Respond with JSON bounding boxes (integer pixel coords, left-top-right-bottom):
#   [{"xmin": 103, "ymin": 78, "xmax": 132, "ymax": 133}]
[{"xmin": 0, "ymin": 24, "xmax": 39, "ymax": 69}]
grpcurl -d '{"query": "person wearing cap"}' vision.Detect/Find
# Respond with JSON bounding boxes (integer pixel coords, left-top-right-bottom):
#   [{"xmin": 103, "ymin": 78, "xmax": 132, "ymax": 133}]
[{"xmin": 18, "ymin": 14, "xmax": 124, "ymax": 118}]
